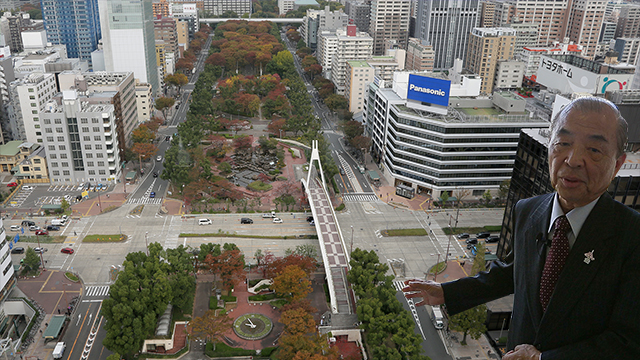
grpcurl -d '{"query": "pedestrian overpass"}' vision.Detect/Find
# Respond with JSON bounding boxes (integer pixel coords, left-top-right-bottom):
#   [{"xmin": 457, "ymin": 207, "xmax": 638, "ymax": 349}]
[
  {"xmin": 200, "ymin": 18, "xmax": 303, "ymax": 24},
  {"xmin": 301, "ymin": 141, "xmax": 353, "ymax": 314}
]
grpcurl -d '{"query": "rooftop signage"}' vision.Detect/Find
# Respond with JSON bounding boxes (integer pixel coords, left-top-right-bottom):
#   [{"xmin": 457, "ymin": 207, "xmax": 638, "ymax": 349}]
[{"xmin": 407, "ymin": 74, "xmax": 451, "ymax": 107}]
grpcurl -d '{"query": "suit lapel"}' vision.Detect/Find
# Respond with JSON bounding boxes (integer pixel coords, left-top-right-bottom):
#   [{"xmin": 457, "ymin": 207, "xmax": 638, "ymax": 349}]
[
  {"xmin": 522, "ymin": 194, "xmax": 554, "ymax": 333},
  {"xmin": 536, "ymin": 194, "xmax": 616, "ymax": 342}
]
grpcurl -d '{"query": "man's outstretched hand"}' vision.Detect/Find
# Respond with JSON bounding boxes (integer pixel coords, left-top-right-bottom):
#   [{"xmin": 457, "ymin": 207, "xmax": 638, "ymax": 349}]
[{"xmin": 402, "ymin": 279, "xmax": 445, "ymax": 307}]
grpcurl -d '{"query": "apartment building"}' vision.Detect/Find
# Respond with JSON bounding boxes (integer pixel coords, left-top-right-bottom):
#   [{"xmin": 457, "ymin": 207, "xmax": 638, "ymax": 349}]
[
  {"xmin": 613, "ymin": 38, "xmax": 640, "ymax": 65},
  {"xmin": 508, "ymin": 23, "xmax": 538, "ymax": 58},
  {"xmin": 209, "ymin": 0, "xmax": 251, "ymax": 16},
  {"xmin": 300, "ymin": 6, "xmax": 348, "ymax": 50},
  {"xmin": 317, "ymin": 30, "xmax": 339, "ymax": 78},
  {"xmin": 278, "ymin": 0, "xmax": 295, "ymax": 15},
  {"xmin": 152, "ymin": 0, "xmax": 171, "ymax": 18},
  {"xmin": 41, "ymin": 91, "xmax": 121, "ymax": 185},
  {"xmin": 465, "ymin": 27, "xmax": 516, "ymax": 95},
  {"xmin": 405, "ymin": 37, "xmax": 434, "ymax": 71},
  {"xmin": 507, "ymin": 0, "xmax": 568, "ymax": 46},
  {"xmin": 494, "ymin": 59, "xmax": 525, "ymax": 91},
  {"xmin": 564, "ymin": 0, "xmax": 606, "ymax": 59},
  {"xmin": 345, "ymin": 60, "xmax": 374, "ymax": 113},
  {"xmin": 479, "ymin": 1, "xmax": 496, "ymax": 27},
  {"xmin": 329, "ymin": 26, "xmax": 374, "ymax": 95},
  {"xmin": 175, "ymin": 19, "xmax": 190, "ymax": 56},
  {"xmin": 135, "ymin": 82, "xmax": 153, "ymax": 123},
  {"xmin": 616, "ymin": 4, "xmax": 640, "ymax": 39},
  {"xmin": 8, "ymin": 72, "xmax": 57, "ymax": 144},
  {"xmin": 367, "ymin": 55, "xmax": 402, "ymax": 83},
  {"xmin": 154, "ymin": 17, "xmax": 179, "ymax": 57},
  {"xmin": 369, "ymin": 0, "xmax": 410, "ymax": 55}
]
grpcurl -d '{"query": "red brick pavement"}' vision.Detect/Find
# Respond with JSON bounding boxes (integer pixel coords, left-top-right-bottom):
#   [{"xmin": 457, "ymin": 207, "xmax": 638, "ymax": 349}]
[{"xmin": 17, "ymin": 270, "xmax": 82, "ymax": 315}]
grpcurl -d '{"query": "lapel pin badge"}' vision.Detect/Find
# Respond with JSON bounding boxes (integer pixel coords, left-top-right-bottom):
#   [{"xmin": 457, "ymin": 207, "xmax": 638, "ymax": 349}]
[{"xmin": 584, "ymin": 250, "xmax": 595, "ymax": 264}]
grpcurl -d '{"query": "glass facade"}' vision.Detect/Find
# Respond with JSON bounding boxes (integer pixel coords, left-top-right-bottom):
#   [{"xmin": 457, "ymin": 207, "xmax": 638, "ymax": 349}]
[{"xmin": 41, "ymin": 0, "xmax": 101, "ymax": 64}]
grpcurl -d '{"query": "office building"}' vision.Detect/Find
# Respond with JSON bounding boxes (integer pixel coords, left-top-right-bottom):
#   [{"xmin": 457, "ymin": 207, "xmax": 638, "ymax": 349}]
[
  {"xmin": 369, "ymin": 0, "xmax": 410, "ymax": 56},
  {"xmin": 41, "ymin": 0, "xmax": 101, "ymax": 65},
  {"xmin": 154, "ymin": 17, "xmax": 179, "ymax": 59},
  {"xmin": 175, "ymin": 19, "xmax": 189, "ymax": 56},
  {"xmin": 564, "ymin": 0, "xmax": 606, "ymax": 59},
  {"xmin": 506, "ymin": 0, "xmax": 569, "ymax": 46},
  {"xmin": 536, "ymin": 54, "xmax": 635, "ymax": 95},
  {"xmin": 616, "ymin": 4, "xmax": 640, "ymax": 39},
  {"xmin": 57, "ymin": 71, "xmax": 137, "ymax": 159},
  {"xmin": 41, "ymin": 91, "xmax": 122, "ymax": 185},
  {"xmin": 300, "ymin": 6, "xmax": 348, "ymax": 50},
  {"xmin": 465, "ymin": 27, "xmax": 516, "ymax": 95},
  {"xmin": 367, "ymin": 55, "xmax": 402, "ymax": 83},
  {"xmin": 170, "ymin": 3, "xmax": 199, "ymax": 37},
  {"xmin": 405, "ymin": 37, "xmax": 434, "ymax": 71},
  {"xmin": 208, "ymin": 0, "xmax": 251, "ymax": 16},
  {"xmin": 345, "ymin": 60, "xmax": 374, "ymax": 113},
  {"xmin": 98, "ymin": 0, "xmax": 160, "ymax": 96},
  {"xmin": 494, "ymin": 59, "xmax": 525, "ymax": 91},
  {"xmin": 365, "ymin": 70, "xmax": 548, "ymax": 200},
  {"xmin": 479, "ymin": 1, "xmax": 496, "ymax": 27},
  {"xmin": 613, "ymin": 38, "xmax": 640, "ymax": 65},
  {"xmin": 345, "ymin": 1, "xmax": 370, "ymax": 33},
  {"xmin": 415, "ymin": 0, "xmax": 480, "ymax": 70},
  {"xmin": 0, "ymin": 12, "xmax": 25, "ymax": 53},
  {"xmin": 520, "ymin": 42, "xmax": 582, "ymax": 77},
  {"xmin": 8, "ymin": 72, "xmax": 57, "ymax": 144},
  {"xmin": 329, "ymin": 26, "xmax": 373, "ymax": 95},
  {"xmin": 136, "ymin": 82, "xmax": 153, "ymax": 123},
  {"xmin": 600, "ymin": 21, "xmax": 617, "ymax": 43}
]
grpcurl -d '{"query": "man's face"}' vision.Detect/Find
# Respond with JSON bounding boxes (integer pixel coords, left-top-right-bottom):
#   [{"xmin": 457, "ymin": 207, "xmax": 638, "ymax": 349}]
[{"xmin": 548, "ymin": 108, "xmax": 626, "ymax": 212}]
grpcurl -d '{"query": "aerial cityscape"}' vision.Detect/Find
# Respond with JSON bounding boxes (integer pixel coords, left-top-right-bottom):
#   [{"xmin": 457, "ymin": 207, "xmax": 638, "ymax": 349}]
[{"xmin": 0, "ymin": 0, "xmax": 637, "ymax": 359}]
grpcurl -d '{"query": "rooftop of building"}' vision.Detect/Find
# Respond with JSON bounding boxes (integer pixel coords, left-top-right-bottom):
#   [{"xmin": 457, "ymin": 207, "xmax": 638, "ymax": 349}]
[
  {"xmin": 295, "ymin": 0, "xmax": 319, "ymax": 4},
  {"xmin": 347, "ymin": 60, "xmax": 370, "ymax": 67},
  {"xmin": 394, "ymin": 102, "xmax": 542, "ymax": 125},
  {"xmin": 471, "ymin": 27, "xmax": 516, "ymax": 37},
  {"xmin": 0, "ymin": 141, "xmax": 25, "ymax": 156},
  {"xmin": 546, "ymin": 54, "xmax": 635, "ymax": 75}
]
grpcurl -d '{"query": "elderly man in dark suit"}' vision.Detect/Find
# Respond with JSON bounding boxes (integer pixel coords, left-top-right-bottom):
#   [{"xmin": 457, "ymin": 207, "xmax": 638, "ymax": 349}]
[{"xmin": 403, "ymin": 97, "xmax": 640, "ymax": 360}]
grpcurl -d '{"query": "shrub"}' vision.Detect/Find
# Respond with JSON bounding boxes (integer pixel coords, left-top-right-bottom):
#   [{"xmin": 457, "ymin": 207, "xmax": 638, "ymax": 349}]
[
  {"xmin": 248, "ymin": 181, "xmax": 272, "ymax": 192},
  {"xmin": 205, "ymin": 343, "xmax": 255, "ymax": 357},
  {"xmin": 261, "ymin": 347, "xmax": 277, "ymax": 356},
  {"xmin": 334, "ymin": 203, "xmax": 345, "ymax": 211},
  {"xmin": 209, "ymin": 296, "xmax": 219, "ymax": 309},
  {"xmin": 248, "ymin": 293, "xmax": 277, "ymax": 301},
  {"xmin": 220, "ymin": 295, "xmax": 236, "ymax": 303},
  {"xmin": 271, "ymin": 299, "xmax": 287, "ymax": 308}
]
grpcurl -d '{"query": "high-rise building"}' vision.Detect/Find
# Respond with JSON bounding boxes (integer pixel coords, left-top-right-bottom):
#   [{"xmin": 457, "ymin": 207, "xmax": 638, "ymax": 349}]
[
  {"xmin": 0, "ymin": 12, "xmax": 25, "ymax": 53},
  {"xmin": 9, "ymin": 72, "xmax": 57, "ymax": 144},
  {"xmin": 175, "ymin": 19, "xmax": 189, "ymax": 56},
  {"xmin": 345, "ymin": 60, "xmax": 374, "ymax": 113},
  {"xmin": 154, "ymin": 17, "xmax": 179, "ymax": 58},
  {"xmin": 600, "ymin": 21, "xmax": 617, "ymax": 43},
  {"xmin": 345, "ymin": 1, "xmax": 370, "ymax": 33},
  {"xmin": 415, "ymin": 0, "xmax": 480, "ymax": 70},
  {"xmin": 57, "ymin": 71, "xmax": 137, "ymax": 159},
  {"xmin": 330, "ymin": 26, "xmax": 374, "ymax": 94},
  {"xmin": 317, "ymin": 30, "xmax": 339, "ymax": 78},
  {"xmin": 564, "ymin": 0, "xmax": 606, "ymax": 59},
  {"xmin": 508, "ymin": 23, "xmax": 538, "ymax": 58},
  {"xmin": 613, "ymin": 38, "xmax": 640, "ymax": 65},
  {"xmin": 170, "ymin": 3, "xmax": 199, "ymax": 37},
  {"xmin": 207, "ymin": 0, "xmax": 251, "ymax": 16},
  {"xmin": 42, "ymin": 91, "xmax": 122, "ymax": 185},
  {"xmin": 465, "ymin": 27, "xmax": 516, "ymax": 95},
  {"xmin": 41, "ymin": 0, "xmax": 101, "ymax": 65},
  {"xmin": 152, "ymin": 0, "xmax": 171, "ymax": 18},
  {"xmin": 278, "ymin": 0, "xmax": 295, "ymax": 15},
  {"xmin": 507, "ymin": 0, "xmax": 568, "ymax": 46},
  {"xmin": 494, "ymin": 59, "xmax": 525, "ymax": 91},
  {"xmin": 300, "ymin": 6, "xmax": 348, "ymax": 50},
  {"xmin": 479, "ymin": 1, "xmax": 496, "ymax": 27},
  {"xmin": 405, "ymin": 37, "xmax": 435, "ymax": 71},
  {"xmin": 369, "ymin": 0, "xmax": 410, "ymax": 56},
  {"xmin": 98, "ymin": 0, "xmax": 160, "ymax": 96},
  {"xmin": 0, "ymin": 46, "xmax": 14, "ymax": 142},
  {"xmin": 616, "ymin": 4, "xmax": 640, "ymax": 39}
]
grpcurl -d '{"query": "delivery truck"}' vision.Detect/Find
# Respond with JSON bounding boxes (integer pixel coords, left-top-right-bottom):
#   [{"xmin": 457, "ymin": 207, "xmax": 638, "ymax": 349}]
[{"xmin": 53, "ymin": 342, "xmax": 66, "ymax": 359}]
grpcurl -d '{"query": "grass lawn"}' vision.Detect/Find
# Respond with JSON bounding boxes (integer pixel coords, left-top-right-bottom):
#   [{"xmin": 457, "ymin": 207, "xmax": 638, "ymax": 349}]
[
  {"xmin": 384, "ymin": 228, "xmax": 428, "ymax": 237},
  {"xmin": 82, "ymin": 234, "xmax": 126, "ymax": 243},
  {"xmin": 247, "ymin": 181, "xmax": 272, "ymax": 191},
  {"xmin": 442, "ymin": 226, "xmax": 501, "ymax": 236}
]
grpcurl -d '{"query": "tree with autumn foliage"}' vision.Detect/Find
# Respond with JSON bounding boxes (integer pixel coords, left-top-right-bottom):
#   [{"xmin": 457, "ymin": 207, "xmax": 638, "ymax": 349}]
[
  {"xmin": 187, "ymin": 310, "xmax": 233, "ymax": 350},
  {"xmin": 175, "ymin": 58, "xmax": 194, "ymax": 74},
  {"xmin": 233, "ymin": 135, "xmax": 253, "ymax": 155},
  {"xmin": 131, "ymin": 143, "xmax": 158, "ymax": 173},
  {"xmin": 131, "ymin": 124, "xmax": 155, "ymax": 144},
  {"xmin": 280, "ymin": 307, "xmax": 315, "ymax": 336},
  {"xmin": 273, "ymin": 265, "xmax": 312, "ymax": 302},
  {"xmin": 165, "ymin": 73, "xmax": 188, "ymax": 93},
  {"xmin": 203, "ymin": 247, "xmax": 245, "ymax": 292},
  {"xmin": 264, "ymin": 253, "xmax": 318, "ymax": 279}
]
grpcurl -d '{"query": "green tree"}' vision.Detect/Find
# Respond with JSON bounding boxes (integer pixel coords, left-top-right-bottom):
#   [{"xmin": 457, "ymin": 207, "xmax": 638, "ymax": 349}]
[
  {"xmin": 218, "ymin": 161, "xmax": 231, "ymax": 175},
  {"xmin": 165, "ymin": 73, "xmax": 189, "ymax": 92},
  {"xmin": 23, "ymin": 247, "xmax": 40, "ymax": 271},
  {"xmin": 440, "ymin": 191, "xmax": 450, "ymax": 208},
  {"xmin": 483, "ymin": 190, "xmax": 492, "ymax": 205},
  {"xmin": 106, "ymin": 353, "xmax": 120, "ymax": 360},
  {"xmin": 343, "ymin": 120, "xmax": 364, "ymax": 140},
  {"xmin": 155, "ymin": 97, "xmax": 176, "ymax": 120},
  {"xmin": 498, "ymin": 180, "xmax": 510, "ymax": 204},
  {"xmin": 60, "ymin": 199, "xmax": 70, "ymax": 212}
]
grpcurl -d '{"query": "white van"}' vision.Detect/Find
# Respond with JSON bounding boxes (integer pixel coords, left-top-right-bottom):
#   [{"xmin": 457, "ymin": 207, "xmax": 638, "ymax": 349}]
[
  {"xmin": 51, "ymin": 219, "xmax": 66, "ymax": 226},
  {"xmin": 53, "ymin": 342, "xmax": 66, "ymax": 359},
  {"xmin": 198, "ymin": 219, "xmax": 212, "ymax": 225},
  {"xmin": 262, "ymin": 212, "xmax": 276, "ymax": 218}
]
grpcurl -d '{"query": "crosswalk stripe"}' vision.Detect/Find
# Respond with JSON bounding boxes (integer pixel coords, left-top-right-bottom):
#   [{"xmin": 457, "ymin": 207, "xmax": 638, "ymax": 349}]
[
  {"xmin": 125, "ymin": 197, "xmax": 163, "ymax": 205},
  {"xmin": 342, "ymin": 193, "xmax": 380, "ymax": 203},
  {"xmin": 85, "ymin": 285, "xmax": 110, "ymax": 297}
]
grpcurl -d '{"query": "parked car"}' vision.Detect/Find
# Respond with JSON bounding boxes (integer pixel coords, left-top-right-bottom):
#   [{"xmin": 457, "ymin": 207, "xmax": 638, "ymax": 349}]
[
  {"xmin": 309, "ymin": 220, "xmax": 315, "ymax": 226},
  {"xmin": 7, "ymin": 182, "xmax": 17, "ymax": 187},
  {"xmin": 466, "ymin": 238, "xmax": 478, "ymax": 245},
  {"xmin": 11, "ymin": 247, "xmax": 24, "ymax": 254},
  {"xmin": 22, "ymin": 220, "xmax": 35, "ymax": 227},
  {"xmin": 46, "ymin": 225, "xmax": 60, "ymax": 231},
  {"xmin": 198, "ymin": 219, "xmax": 212, "ymax": 225},
  {"xmin": 486, "ymin": 236, "xmax": 500, "ymax": 243},
  {"xmin": 273, "ymin": 218, "xmax": 283, "ymax": 224},
  {"xmin": 306, "ymin": 216, "xmax": 313, "ymax": 222},
  {"xmin": 22, "ymin": 185, "xmax": 33, "ymax": 190},
  {"xmin": 35, "ymin": 230, "xmax": 48, "ymax": 236},
  {"xmin": 149, "ymin": 192, "xmax": 155, "ymax": 198},
  {"xmin": 457, "ymin": 233, "xmax": 470, "ymax": 239},
  {"xmin": 10, "ymin": 225, "xmax": 20, "ymax": 231},
  {"xmin": 240, "ymin": 218, "xmax": 253, "ymax": 224},
  {"xmin": 29, "ymin": 225, "xmax": 40, "ymax": 231},
  {"xmin": 477, "ymin": 232, "xmax": 491, "ymax": 239},
  {"xmin": 61, "ymin": 247, "xmax": 74, "ymax": 254},
  {"xmin": 34, "ymin": 247, "xmax": 45, "ymax": 253}
]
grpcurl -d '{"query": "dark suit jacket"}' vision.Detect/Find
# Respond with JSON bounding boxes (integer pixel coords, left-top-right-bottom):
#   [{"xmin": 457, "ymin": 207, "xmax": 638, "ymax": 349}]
[{"xmin": 441, "ymin": 192, "xmax": 640, "ymax": 359}]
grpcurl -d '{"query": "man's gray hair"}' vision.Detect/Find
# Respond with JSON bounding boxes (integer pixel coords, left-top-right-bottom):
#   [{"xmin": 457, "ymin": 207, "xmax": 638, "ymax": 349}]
[{"xmin": 550, "ymin": 97, "xmax": 628, "ymax": 157}]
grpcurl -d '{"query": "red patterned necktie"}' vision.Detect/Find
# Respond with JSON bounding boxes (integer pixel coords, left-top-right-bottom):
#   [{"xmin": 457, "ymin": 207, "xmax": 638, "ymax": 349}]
[{"xmin": 539, "ymin": 215, "xmax": 571, "ymax": 311}]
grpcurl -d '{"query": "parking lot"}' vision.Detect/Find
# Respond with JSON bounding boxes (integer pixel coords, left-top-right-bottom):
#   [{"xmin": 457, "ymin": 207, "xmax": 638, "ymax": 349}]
[{"xmin": 5, "ymin": 183, "xmax": 112, "ymax": 210}]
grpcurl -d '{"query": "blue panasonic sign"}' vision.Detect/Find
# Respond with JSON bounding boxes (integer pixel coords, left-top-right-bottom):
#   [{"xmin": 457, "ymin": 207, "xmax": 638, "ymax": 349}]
[{"xmin": 407, "ymin": 74, "xmax": 451, "ymax": 107}]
